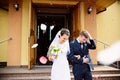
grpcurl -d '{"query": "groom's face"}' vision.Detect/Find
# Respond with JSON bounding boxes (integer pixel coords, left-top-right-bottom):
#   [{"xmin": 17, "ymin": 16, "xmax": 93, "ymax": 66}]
[{"xmin": 79, "ymin": 35, "xmax": 87, "ymax": 43}]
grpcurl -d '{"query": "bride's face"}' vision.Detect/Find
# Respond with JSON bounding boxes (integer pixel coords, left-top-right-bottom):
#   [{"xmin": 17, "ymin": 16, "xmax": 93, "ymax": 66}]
[{"xmin": 59, "ymin": 34, "xmax": 69, "ymax": 43}]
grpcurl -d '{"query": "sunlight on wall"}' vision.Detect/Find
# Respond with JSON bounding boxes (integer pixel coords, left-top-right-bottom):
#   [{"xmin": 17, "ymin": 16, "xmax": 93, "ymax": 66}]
[
  {"xmin": 21, "ymin": 0, "xmax": 31, "ymax": 65},
  {"xmin": 0, "ymin": 9, "xmax": 8, "ymax": 62},
  {"xmin": 97, "ymin": 1, "xmax": 120, "ymax": 52}
]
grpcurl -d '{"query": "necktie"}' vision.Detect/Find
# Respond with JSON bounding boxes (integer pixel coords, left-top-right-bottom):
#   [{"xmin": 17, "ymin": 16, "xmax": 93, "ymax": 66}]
[{"xmin": 80, "ymin": 43, "xmax": 84, "ymax": 49}]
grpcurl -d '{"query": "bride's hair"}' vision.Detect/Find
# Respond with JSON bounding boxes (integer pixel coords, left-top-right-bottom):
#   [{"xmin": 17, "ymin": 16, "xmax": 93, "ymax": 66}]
[{"xmin": 60, "ymin": 28, "xmax": 70, "ymax": 37}]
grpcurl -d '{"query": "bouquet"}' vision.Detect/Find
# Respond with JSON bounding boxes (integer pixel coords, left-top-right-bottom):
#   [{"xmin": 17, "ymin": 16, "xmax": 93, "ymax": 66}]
[{"xmin": 48, "ymin": 46, "xmax": 61, "ymax": 61}]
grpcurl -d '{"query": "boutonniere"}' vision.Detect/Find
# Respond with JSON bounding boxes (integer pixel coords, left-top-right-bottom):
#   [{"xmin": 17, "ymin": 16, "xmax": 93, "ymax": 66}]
[{"xmin": 84, "ymin": 43, "xmax": 87, "ymax": 46}]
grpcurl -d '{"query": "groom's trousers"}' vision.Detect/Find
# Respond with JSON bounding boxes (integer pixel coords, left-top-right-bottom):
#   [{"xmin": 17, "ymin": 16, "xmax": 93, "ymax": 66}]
[{"xmin": 73, "ymin": 65, "xmax": 92, "ymax": 80}]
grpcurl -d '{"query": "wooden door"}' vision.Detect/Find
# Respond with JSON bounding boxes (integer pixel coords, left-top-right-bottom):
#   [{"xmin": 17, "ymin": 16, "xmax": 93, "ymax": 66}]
[{"xmin": 28, "ymin": 5, "xmax": 36, "ymax": 69}]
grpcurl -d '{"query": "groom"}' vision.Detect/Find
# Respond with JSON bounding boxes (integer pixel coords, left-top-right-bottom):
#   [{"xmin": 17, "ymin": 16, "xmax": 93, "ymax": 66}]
[{"xmin": 68, "ymin": 31, "xmax": 96, "ymax": 80}]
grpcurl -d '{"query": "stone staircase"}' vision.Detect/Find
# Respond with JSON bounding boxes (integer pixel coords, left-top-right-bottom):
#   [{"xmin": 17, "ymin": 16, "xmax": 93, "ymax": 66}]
[
  {"xmin": 0, "ymin": 65, "xmax": 120, "ymax": 80},
  {"xmin": 92, "ymin": 66, "xmax": 120, "ymax": 80}
]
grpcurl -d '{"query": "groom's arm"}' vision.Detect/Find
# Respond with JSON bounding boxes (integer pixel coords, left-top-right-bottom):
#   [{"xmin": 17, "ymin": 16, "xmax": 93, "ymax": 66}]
[
  {"xmin": 86, "ymin": 30, "xmax": 96, "ymax": 49},
  {"xmin": 87, "ymin": 40, "xmax": 96, "ymax": 49},
  {"xmin": 67, "ymin": 43, "xmax": 83, "ymax": 64}
]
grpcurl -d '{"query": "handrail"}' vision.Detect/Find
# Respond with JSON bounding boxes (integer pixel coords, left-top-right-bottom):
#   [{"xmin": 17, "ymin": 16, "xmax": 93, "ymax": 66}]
[
  {"xmin": 94, "ymin": 39, "xmax": 109, "ymax": 49},
  {"xmin": 94, "ymin": 39, "xmax": 120, "ymax": 69},
  {"xmin": 0, "ymin": 37, "xmax": 12, "ymax": 44}
]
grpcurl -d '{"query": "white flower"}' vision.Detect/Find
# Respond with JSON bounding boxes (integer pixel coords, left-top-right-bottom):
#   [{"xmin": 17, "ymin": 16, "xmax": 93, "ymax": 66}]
[{"xmin": 51, "ymin": 46, "xmax": 61, "ymax": 55}]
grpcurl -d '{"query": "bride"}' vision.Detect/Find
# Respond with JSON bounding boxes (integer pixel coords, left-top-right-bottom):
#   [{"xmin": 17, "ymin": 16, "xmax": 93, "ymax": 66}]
[{"xmin": 47, "ymin": 28, "xmax": 71, "ymax": 80}]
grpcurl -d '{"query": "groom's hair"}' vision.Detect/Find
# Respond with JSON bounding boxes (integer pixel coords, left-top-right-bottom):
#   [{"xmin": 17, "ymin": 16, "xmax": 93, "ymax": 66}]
[
  {"xmin": 80, "ymin": 31, "xmax": 89, "ymax": 38},
  {"xmin": 60, "ymin": 28, "xmax": 70, "ymax": 36}
]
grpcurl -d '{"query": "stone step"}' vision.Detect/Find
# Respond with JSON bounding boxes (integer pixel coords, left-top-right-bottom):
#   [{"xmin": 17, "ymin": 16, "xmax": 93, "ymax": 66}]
[
  {"xmin": 0, "ymin": 74, "xmax": 120, "ymax": 80},
  {"xmin": 92, "ymin": 74, "xmax": 120, "ymax": 80},
  {"xmin": 0, "ymin": 66, "xmax": 119, "ymax": 75},
  {"xmin": 1, "ymin": 69, "xmax": 120, "ymax": 77},
  {"xmin": 92, "ymin": 65, "xmax": 120, "ymax": 75},
  {"xmin": 0, "ymin": 66, "xmax": 120, "ymax": 80},
  {"xmin": 92, "ymin": 70, "xmax": 120, "ymax": 74}
]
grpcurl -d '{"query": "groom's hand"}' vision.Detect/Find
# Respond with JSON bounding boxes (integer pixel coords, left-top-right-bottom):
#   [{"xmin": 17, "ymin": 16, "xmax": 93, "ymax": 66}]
[
  {"xmin": 85, "ymin": 30, "xmax": 93, "ymax": 39},
  {"xmin": 83, "ymin": 56, "xmax": 89, "ymax": 63},
  {"xmin": 74, "ymin": 55, "xmax": 81, "ymax": 60}
]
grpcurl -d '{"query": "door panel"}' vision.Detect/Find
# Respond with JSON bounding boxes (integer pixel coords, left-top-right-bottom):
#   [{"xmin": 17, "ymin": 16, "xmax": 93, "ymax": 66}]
[
  {"xmin": 28, "ymin": 5, "xmax": 36, "ymax": 69},
  {"xmin": 28, "ymin": 30, "xmax": 35, "ymax": 69}
]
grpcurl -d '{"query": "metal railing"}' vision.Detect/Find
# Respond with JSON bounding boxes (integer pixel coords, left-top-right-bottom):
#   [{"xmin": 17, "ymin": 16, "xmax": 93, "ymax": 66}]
[
  {"xmin": 0, "ymin": 37, "xmax": 12, "ymax": 44},
  {"xmin": 94, "ymin": 39, "xmax": 109, "ymax": 49},
  {"xmin": 94, "ymin": 39, "xmax": 120, "ymax": 69}
]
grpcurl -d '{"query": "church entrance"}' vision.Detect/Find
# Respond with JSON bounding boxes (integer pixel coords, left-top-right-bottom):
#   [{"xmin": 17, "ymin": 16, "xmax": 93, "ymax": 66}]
[
  {"xmin": 36, "ymin": 14, "xmax": 69, "ymax": 65},
  {"xmin": 31, "ymin": 0, "xmax": 78, "ymax": 66},
  {"xmin": 28, "ymin": 0, "xmax": 84, "ymax": 69}
]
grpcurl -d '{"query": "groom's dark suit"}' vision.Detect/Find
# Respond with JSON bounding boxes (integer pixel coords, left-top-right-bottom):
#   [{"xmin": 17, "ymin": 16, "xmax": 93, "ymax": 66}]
[{"xmin": 68, "ymin": 39, "xmax": 96, "ymax": 80}]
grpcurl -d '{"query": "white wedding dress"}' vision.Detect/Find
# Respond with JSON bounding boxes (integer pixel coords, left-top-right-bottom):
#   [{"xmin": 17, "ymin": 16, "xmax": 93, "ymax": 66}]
[{"xmin": 50, "ymin": 40, "xmax": 71, "ymax": 80}]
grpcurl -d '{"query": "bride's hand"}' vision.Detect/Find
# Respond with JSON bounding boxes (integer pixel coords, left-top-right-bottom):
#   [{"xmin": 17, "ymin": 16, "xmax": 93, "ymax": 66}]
[
  {"xmin": 48, "ymin": 54, "xmax": 57, "ymax": 61},
  {"xmin": 48, "ymin": 54, "xmax": 54, "ymax": 61}
]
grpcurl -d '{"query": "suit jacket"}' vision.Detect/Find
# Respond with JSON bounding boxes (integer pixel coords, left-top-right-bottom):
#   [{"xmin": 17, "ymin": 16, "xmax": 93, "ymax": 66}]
[{"xmin": 68, "ymin": 39, "xmax": 96, "ymax": 75}]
